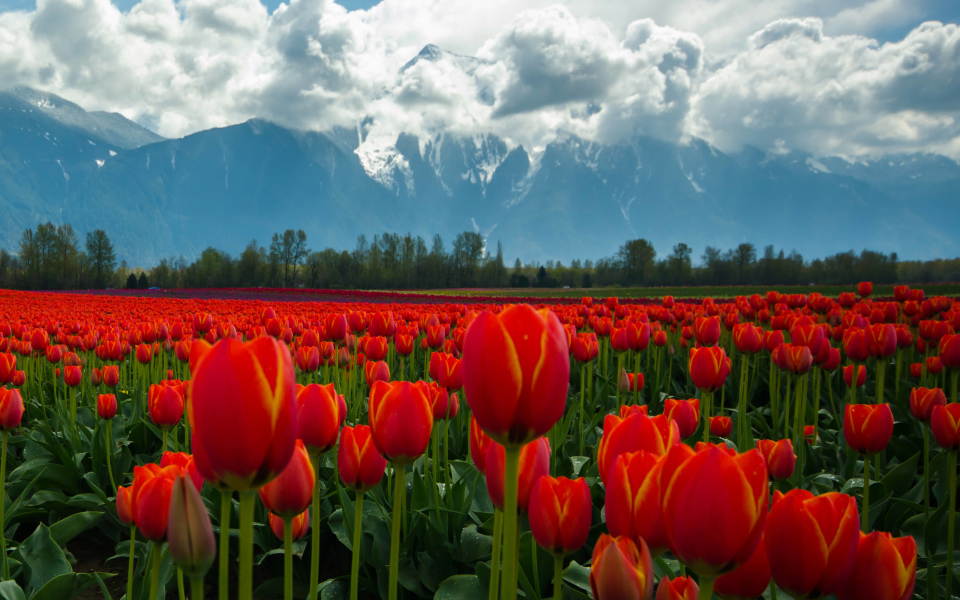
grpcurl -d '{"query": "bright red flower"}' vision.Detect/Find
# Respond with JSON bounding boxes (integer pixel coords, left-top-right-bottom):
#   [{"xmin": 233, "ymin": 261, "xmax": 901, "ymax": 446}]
[
  {"xmin": 485, "ymin": 437, "xmax": 550, "ymax": 513},
  {"xmin": 368, "ymin": 381, "xmax": 432, "ymax": 465},
  {"xmin": 528, "ymin": 476, "xmax": 591, "ymax": 556},
  {"xmin": 590, "ymin": 535, "xmax": 654, "ymax": 600},
  {"xmin": 843, "ymin": 404, "xmax": 894, "ymax": 455},
  {"xmin": 338, "ymin": 424, "xmax": 387, "ymax": 492}
]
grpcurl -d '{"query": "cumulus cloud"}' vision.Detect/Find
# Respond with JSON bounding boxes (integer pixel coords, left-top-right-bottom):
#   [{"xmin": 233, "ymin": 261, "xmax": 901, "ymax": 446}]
[
  {"xmin": 692, "ymin": 18, "xmax": 960, "ymax": 158},
  {"xmin": 0, "ymin": 0, "xmax": 956, "ymax": 160}
]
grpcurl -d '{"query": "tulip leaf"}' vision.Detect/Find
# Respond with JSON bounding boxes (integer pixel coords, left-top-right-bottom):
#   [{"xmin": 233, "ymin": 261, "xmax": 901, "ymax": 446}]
[
  {"xmin": 880, "ymin": 452, "xmax": 920, "ymax": 496},
  {"xmin": 435, "ymin": 575, "xmax": 485, "ymax": 600},
  {"xmin": 49, "ymin": 511, "xmax": 102, "ymax": 546},
  {"xmin": 17, "ymin": 524, "xmax": 72, "ymax": 597},
  {"xmin": 0, "ymin": 581, "xmax": 26, "ymax": 600},
  {"xmin": 30, "ymin": 572, "xmax": 113, "ymax": 600},
  {"xmin": 459, "ymin": 524, "xmax": 492, "ymax": 563},
  {"xmin": 561, "ymin": 560, "xmax": 592, "ymax": 595}
]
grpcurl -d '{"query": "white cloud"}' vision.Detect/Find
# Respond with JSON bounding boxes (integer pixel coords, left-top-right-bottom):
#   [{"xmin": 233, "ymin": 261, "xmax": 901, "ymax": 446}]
[{"xmin": 0, "ymin": 0, "xmax": 956, "ymax": 160}]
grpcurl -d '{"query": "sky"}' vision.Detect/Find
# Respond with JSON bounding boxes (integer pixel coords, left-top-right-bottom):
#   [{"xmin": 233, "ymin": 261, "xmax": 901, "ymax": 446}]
[{"xmin": 0, "ymin": 0, "xmax": 958, "ymax": 160}]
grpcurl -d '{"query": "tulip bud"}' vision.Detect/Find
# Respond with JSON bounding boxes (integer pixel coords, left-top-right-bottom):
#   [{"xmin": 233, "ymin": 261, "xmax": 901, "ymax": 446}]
[
  {"xmin": 931, "ymin": 404, "xmax": 960, "ymax": 450},
  {"xmin": 269, "ymin": 510, "xmax": 310, "ymax": 541},
  {"xmin": 756, "ymin": 439, "xmax": 795, "ymax": 481},
  {"xmin": 116, "ymin": 485, "xmax": 135, "ymax": 526},
  {"xmin": 909, "ymin": 387, "xmax": 946, "ymax": 422},
  {"xmin": 167, "ymin": 472, "xmax": 216, "ymax": 579},
  {"xmin": 97, "ymin": 394, "xmax": 118, "ymax": 420},
  {"xmin": 836, "ymin": 531, "xmax": 916, "ymax": 600},
  {"xmin": 0, "ymin": 388, "xmax": 24, "ymax": 431},
  {"xmin": 528, "ymin": 476, "xmax": 590, "ymax": 556},
  {"xmin": 338, "ymin": 425, "xmax": 387, "ymax": 492},
  {"xmin": 663, "ymin": 399, "xmax": 700, "ymax": 440},
  {"xmin": 258, "ymin": 440, "xmax": 315, "ymax": 519},
  {"xmin": 709, "ymin": 416, "xmax": 732, "ymax": 438},
  {"xmin": 844, "ymin": 404, "xmax": 894, "ymax": 455},
  {"xmin": 617, "ymin": 367, "xmax": 631, "ymax": 393},
  {"xmin": 590, "ymin": 535, "xmax": 654, "ymax": 600},
  {"xmin": 655, "ymin": 576, "xmax": 698, "ymax": 600}
]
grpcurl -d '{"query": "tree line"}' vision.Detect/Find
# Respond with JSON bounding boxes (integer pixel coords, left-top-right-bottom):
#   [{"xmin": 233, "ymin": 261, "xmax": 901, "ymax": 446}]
[{"xmin": 1, "ymin": 223, "xmax": 958, "ymax": 291}]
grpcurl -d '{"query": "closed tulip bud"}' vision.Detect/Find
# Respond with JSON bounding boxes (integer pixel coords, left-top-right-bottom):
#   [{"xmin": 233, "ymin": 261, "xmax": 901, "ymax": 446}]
[
  {"xmin": 297, "ymin": 383, "xmax": 344, "ymax": 455},
  {"xmin": 64, "ymin": 365, "xmax": 82, "ymax": 387},
  {"xmin": 436, "ymin": 353, "xmax": 463, "ymax": 391},
  {"xmin": 11, "ymin": 371, "xmax": 24, "ymax": 387},
  {"xmin": 617, "ymin": 367, "xmax": 631, "ymax": 392},
  {"xmin": 189, "ymin": 337, "xmax": 298, "ymax": 492},
  {"xmin": 364, "ymin": 360, "xmax": 390, "ymax": 387},
  {"xmin": 909, "ymin": 363, "xmax": 922, "ymax": 378},
  {"xmin": 763, "ymin": 331, "xmax": 784, "ymax": 353},
  {"xmin": 136, "ymin": 343, "xmax": 153, "ymax": 365},
  {"xmin": 710, "ymin": 416, "xmax": 732, "ymax": 438},
  {"xmin": 462, "ymin": 305, "xmax": 569, "ymax": 446},
  {"xmin": 149, "ymin": 383, "xmax": 184, "ymax": 430},
  {"xmin": 659, "ymin": 444, "xmax": 768, "ymax": 577},
  {"xmin": 866, "ymin": 323, "xmax": 897, "ymax": 358},
  {"xmin": 837, "ymin": 531, "xmax": 916, "ymax": 600},
  {"xmin": 611, "ymin": 327, "xmax": 630, "ymax": 352},
  {"xmin": 653, "ymin": 330, "xmax": 668, "ymax": 347},
  {"xmin": 844, "ymin": 404, "xmax": 894, "ymax": 455},
  {"xmin": 133, "ymin": 464, "xmax": 181, "ymax": 541},
  {"xmin": 590, "ymin": 534, "xmax": 654, "ymax": 600},
  {"xmin": 605, "ymin": 451, "xmax": 669, "ymax": 554},
  {"xmin": 117, "ymin": 484, "xmax": 135, "ymax": 526},
  {"xmin": 295, "ymin": 346, "xmax": 320, "ymax": 372},
  {"xmin": 259, "ymin": 439, "xmax": 315, "ymax": 518},
  {"xmin": 485, "ymin": 437, "xmax": 550, "ymax": 513},
  {"xmin": 909, "ymin": 387, "xmax": 946, "ymax": 422},
  {"xmin": 269, "ymin": 510, "xmax": 310, "ymax": 541},
  {"xmin": 0, "ymin": 354, "xmax": 16, "ymax": 384},
  {"xmin": 90, "ymin": 367, "xmax": 102, "ymax": 386},
  {"xmin": 167, "ymin": 472, "xmax": 216, "ymax": 579},
  {"xmin": 369, "ymin": 381, "xmax": 432, "ymax": 465},
  {"xmin": 842, "ymin": 364, "xmax": 866, "ymax": 388},
  {"xmin": 931, "ymin": 404, "xmax": 960, "ymax": 450},
  {"xmin": 338, "ymin": 424, "xmax": 388, "ymax": 492},
  {"xmin": 941, "ymin": 334, "xmax": 960, "ymax": 370},
  {"xmin": 764, "ymin": 490, "xmax": 860, "ymax": 598},
  {"xmin": 597, "ymin": 412, "xmax": 680, "ymax": 486},
  {"xmin": 714, "ymin": 532, "xmax": 771, "ymax": 600},
  {"xmin": 395, "ymin": 334, "xmax": 414, "ymax": 356},
  {"xmin": 469, "ymin": 416, "xmax": 494, "ymax": 474},
  {"xmin": 528, "ymin": 476, "xmax": 590, "ymax": 556},
  {"xmin": 689, "ymin": 346, "xmax": 730, "ymax": 392},
  {"xmin": 927, "ymin": 355, "xmax": 944, "ymax": 375},
  {"xmin": 732, "ymin": 324, "xmax": 763, "ymax": 354},
  {"xmin": 755, "ymin": 439, "xmax": 795, "ymax": 480},
  {"xmin": 842, "ymin": 328, "xmax": 869, "ymax": 362},
  {"xmin": 656, "ymin": 576, "xmax": 698, "ymax": 600},
  {"xmin": 663, "ymin": 398, "xmax": 700, "ymax": 440},
  {"xmin": 160, "ymin": 451, "xmax": 204, "ymax": 493},
  {"xmin": 822, "ymin": 347, "xmax": 841, "ymax": 371},
  {"xmin": 694, "ymin": 317, "xmax": 721, "ymax": 347},
  {"xmin": 857, "ymin": 281, "xmax": 873, "ymax": 298},
  {"xmin": 0, "ymin": 388, "xmax": 24, "ymax": 431},
  {"xmin": 97, "ymin": 394, "xmax": 117, "ymax": 420}
]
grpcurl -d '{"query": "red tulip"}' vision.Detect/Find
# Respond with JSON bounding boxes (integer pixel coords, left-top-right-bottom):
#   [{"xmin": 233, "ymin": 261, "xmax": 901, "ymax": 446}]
[
  {"xmin": 909, "ymin": 387, "xmax": 946, "ymax": 422},
  {"xmin": 663, "ymin": 399, "xmax": 700, "ymax": 440},
  {"xmin": 485, "ymin": 437, "xmax": 550, "ymax": 513},
  {"xmin": 764, "ymin": 490, "xmax": 860, "ymax": 598},
  {"xmin": 338, "ymin": 424, "xmax": 388, "ymax": 492},
  {"xmin": 755, "ymin": 439, "xmax": 795, "ymax": 481},
  {"xmin": 469, "ymin": 416, "xmax": 494, "ymax": 474},
  {"xmin": 395, "ymin": 334, "xmax": 414, "ymax": 356},
  {"xmin": 931, "ymin": 404, "xmax": 960, "ymax": 450},
  {"xmin": 259, "ymin": 439, "xmax": 315, "ymax": 518},
  {"xmin": 117, "ymin": 484, "xmax": 135, "ymax": 526},
  {"xmin": 160, "ymin": 451, "xmax": 203, "ymax": 493},
  {"xmin": 714, "ymin": 532, "xmax": 771, "ymax": 600},
  {"xmin": 462, "ymin": 305, "xmax": 569, "ymax": 446},
  {"xmin": 836, "ymin": 531, "xmax": 916, "ymax": 600},
  {"xmin": 269, "ymin": 510, "xmax": 310, "ymax": 541},
  {"xmin": 188, "ymin": 337, "xmax": 299, "ymax": 492},
  {"xmin": 149, "ymin": 383, "xmax": 184, "ymax": 430},
  {"xmin": 843, "ymin": 365, "xmax": 866, "ymax": 388},
  {"xmin": 605, "ymin": 451, "xmax": 668, "ymax": 554},
  {"xmin": 590, "ymin": 534, "xmax": 654, "ymax": 600},
  {"xmin": 694, "ymin": 317, "xmax": 721, "ymax": 347},
  {"xmin": 842, "ymin": 328, "xmax": 868, "ymax": 363},
  {"xmin": 0, "ymin": 388, "xmax": 23, "ymax": 431},
  {"xmin": 689, "ymin": 346, "xmax": 730, "ymax": 392},
  {"xmin": 364, "ymin": 360, "xmax": 390, "ymax": 387},
  {"xmin": 295, "ymin": 346, "xmax": 320, "ymax": 372},
  {"xmin": 732, "ymin": 324, "xmax": 763, "ymax": 354},
  {"xmin": 297, "ymin": 383, "xmax": 344, "ymax": 454},
  {"xmin": 928, "ymin": 355, "xmax": 944, "ymax": 375},
  {"xmin": 941, "ymin": 334, "xmax": 960, "ymax": 370},
  {"xmin": 528, "ymin": 476, "xmax": 591, "ymax": 556},
  {"xmin": 655, "ymin": 576, "xmax": 698, "ymax": 600},
  {"xmin": 63, "ymin": 365, "xmax": 82, "ymax": 387},
  {"xmin": 844, "ymin": 404, "xmax": 894, "ymax": 455},
  {"xmin": 867, "ymin": 323, "xmax": 897, "ymax": 358},
  {"xmin": 597, "ymin": 412, "xmax": 680, "ymax": 486},
  {"xmin": 136, "ymin": 343, "xmax": 153, "ymax": 365},
  {"xmin": 784, "ymin": 344, "xmax": 813, "ymax": 374},
  {"xmin": 132, "ymin": 463, "xmax": 181, "ymax": 541},
  {"xmin": 709, "ymin": 416, "xmax": 732, "ymax": 438},
  {"xmin": 368, "ymin": 381, "xmax": 433, "ymax": 465},
  {"xmin": 0, "ymin": 354, "xmax": 15, "ymax": 384},
  {"xmin": 659, "ymin": 444, "xmax": 768, "ymax": 577},
  {"xmin": 857, "ymin": 281, "xmax": 873, "ymax": 298},
  {"xmin": 97, "ymin": 394, "xmax": 117, "ymax": 420}
]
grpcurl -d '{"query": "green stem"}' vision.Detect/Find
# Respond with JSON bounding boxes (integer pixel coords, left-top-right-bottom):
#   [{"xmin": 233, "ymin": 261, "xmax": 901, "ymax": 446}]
[
  {"xmin": 219, "ymin": 491, "xmax": 231, "ymax": 600},
  {"xmin": 127, "ymin": 525, "xmax": 136, "ymax": 600},
  {"xmin": 698, "ymin": 576, "xmax": 714, "ymax": 600},
  {"xmin": 531, "ymin": 536, "xmax": 539, "ymax": 596},
  {"xmin": 489, "ymin": 509, "xmax": 502, "ymax": 600},
  {"xmin": 350, "ymin": 493, "xmax": 364, "ymax": 600},
  {"xmin": 106, "ymin": 420, "xmax": 117, "ymax": 493},
  {"xmin": 738, "ymin": 354, "xmax": 749, "ymax": 449},
  {"xmin": 702, "ymin": 391, "xmax": 712, "ymax": 443},
  {"xmin": 552, "ymin": 555, "xmax": 563, "ymax": 600},
  {"xmin": 862, "ymin": 456, "xmax": 871, "ymax": 531},
  {"xmin": 388, "ymin": 464, "xmax": 405, "ymax": 600},
  {"xmin": 850, "ymin": 362, "xmax": 857, "ymax": 406},
  {"xmin": 947, "ymin": 451, "xmax": 957, "ymax": 600},
  {"xmin": 769, "ymin": 579, "xmax": 778, "ymax": 600},
  {"xmin": 237, "ymin": 490, "xmax": 256, "ymax": 600},
  {"xmin": 0, "ymin": 433, "xmax": 7, "ymax": 580},
  {"xmin": 783, "ymin": 374, "xmax": 792, "ymax": 440},
  {"xmin": 579, "ymin": 364, "xmax": 585, "ymax": 456},
  {"xmin": 501, "ymin": 446, "xmax": 521, "ymax": 600},
  {"xmin": 284, "ymin": 518, "xmax": 293, "ymax": 600},
  {"xmin": 876, "ymin": 360, "xmax": 886, "ymax": 404},
  {"xmin": 924, "ymin": 426, "xmax": 932, "ymax": 519},
  {"xmin": 443, "ymin": 418, "xmax": 450, "ymax": 503},
  {"xmin": 149, "ymin": 542, "xmax": 162, "ymax": 600},
  {"xmin": 71, "ymin": 387, "xmax": 79, "ymax": 455},
  {"xmin": 431, "ymin": 429, "xmax": 441, "ymax": 524},
  {"xmin": 191, "ymin": 576, "xmax": 203, "ymax": 600},
  {"xmin": 309, "ymin": 457, "xmax": 321, "ymax": 600},
  {"xmin": 178, "ymin": 568, "xmax": 186, "ymax": 600}
]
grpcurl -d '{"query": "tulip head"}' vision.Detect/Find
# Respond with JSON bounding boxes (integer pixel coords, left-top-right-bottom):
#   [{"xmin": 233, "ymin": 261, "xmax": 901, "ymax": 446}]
[
  {"xmin": 755, "ymin": 439, "xmax": 795, "ymax": 481},
  {"xmin": 689, "ymin": 346, "xmax": 730, "ymax": 392},
  {"xmin": 485, "ymin": 437, "xmax": 550, "ymax": 513},
  {"xmin": 843, "ymin": 404, "xmax": 894, "ymax": 455},
  {"xmin": 528, "ymin": 476, "xmax": 591, "ymax": 556},
  {"xmin": 590, "ymin": 534, "xmax": 654, "ymax": 600},
  {"xmin": 97, "ymin": 394, "xmax": 118, "ymax": 420},
  {"xmin": 338, "ymin": 424, "xmax": 388, "ymax": 492},
  {"xmin": 368, "ymin": 381, "xmax": 433, "ymax": 466},
  {"xmin": 931, "ymin": 403, "xmax": 960, "ymax": 450},
  {"xmin": 909, "ymin": 387, "xmax": 947, "ymax": 422},
  {"xmin": 167, "ymin": 472, "xmax": 216, "ymax": 579},
  {"xmin": 836, "ymin": 531, "xmax": 916, "ymax": 600},
  {"xmin": 0, "ymin": 388, "xmax": 24, "ymax": 431},
  {"xmin": 258, "ymin": 439, "xmax": 315, "ymax": 518},
  {"xmin": 296, "ymin": 383, "xmax": 344, "ymax": 455}
]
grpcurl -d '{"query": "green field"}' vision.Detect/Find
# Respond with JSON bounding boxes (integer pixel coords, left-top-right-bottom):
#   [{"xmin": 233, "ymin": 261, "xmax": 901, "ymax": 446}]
[{"xmin": 409, "ymin": 283, "xmax": 960, "ymax": 299}]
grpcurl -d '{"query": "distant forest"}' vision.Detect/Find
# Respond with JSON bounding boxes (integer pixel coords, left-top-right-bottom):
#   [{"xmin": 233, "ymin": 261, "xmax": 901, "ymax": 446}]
[{"xmin": 1, "ymin": 222, "xmax": 958, "ymax": 291}]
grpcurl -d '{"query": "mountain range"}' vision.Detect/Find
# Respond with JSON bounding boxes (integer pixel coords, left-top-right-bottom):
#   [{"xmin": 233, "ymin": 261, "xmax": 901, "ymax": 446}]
[{"xmin": 1, "ymin": 48, "xmax": 959, "ymax": 268}]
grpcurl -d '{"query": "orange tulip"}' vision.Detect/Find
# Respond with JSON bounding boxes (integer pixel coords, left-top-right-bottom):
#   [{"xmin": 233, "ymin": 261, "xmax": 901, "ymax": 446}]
[
  {"xmin": 659, "ymin": 444, "xmax": 768, "ymax": 576},
  {"xmin": 338, "ymin": 424, "xmax": 387, "ymax": 492},
  {"xmin": 368, "ymin": 381, "xmax": 432, "ymax": 465},
  {"xmin": 117, "ymin": 484, "xmax": 135, "ymax": 526},
  {"xmin": 462, "ymin": 305, "xmax": 569, "ymax": 446},
  {"xmin": 655, "ymin": 576, "xmax": 698, "ymax": 600},
  {"xmin": 590, "ymin": 534, "xmax": 654, "ymax": 600},
  {"xmin": 132, "ymin": 463, "xmax": 181, "ymax": 541},
  {"xmin": 149, "ymin": 383, "xmax": 184, "ymax": 430},
  {"xmin": 363, "ymin": 360, "xmax": 391, "ymax": 387},
  {"xmin": 189, "ymin": 337, "xmax": 298, "ymax": 491},
  {"xmin": 528, "ymin": 476, "xmax": 591, "ymax": 556},
  {"xmin": 0, "ymin": 354, "xmax": 15, "ymax": 384},
  {"xmin": 258, "ymin": 439, "xmax": 315, "ymax": 519}
]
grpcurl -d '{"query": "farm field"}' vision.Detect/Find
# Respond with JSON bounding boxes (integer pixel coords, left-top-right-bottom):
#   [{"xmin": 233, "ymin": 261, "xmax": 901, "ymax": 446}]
[{"xmin": 0, "ymin": 283, "xmax": 955, "ymax": 600}]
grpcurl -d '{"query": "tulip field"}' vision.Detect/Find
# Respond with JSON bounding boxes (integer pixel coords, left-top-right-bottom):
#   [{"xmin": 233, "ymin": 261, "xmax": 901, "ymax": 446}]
[{"xmin": 0, "ymin": 285, "xmax": 958, "ymax": 600}]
